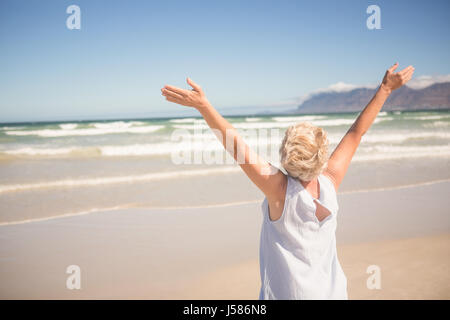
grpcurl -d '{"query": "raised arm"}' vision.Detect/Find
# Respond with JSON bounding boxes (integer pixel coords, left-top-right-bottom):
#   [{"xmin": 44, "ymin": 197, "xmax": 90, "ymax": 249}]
[
  {"xmin": 161, "ymin": 78, "xmax": 287, "ymax": 202},
  {"xmin": 324, "ymin": 63, "xmax": 415, "ymax": 191}
]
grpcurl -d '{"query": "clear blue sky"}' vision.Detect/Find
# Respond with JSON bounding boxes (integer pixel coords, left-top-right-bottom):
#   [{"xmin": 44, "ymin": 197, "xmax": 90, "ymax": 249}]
[{"xmin": 1, "ymin": 0, "xmax": 449, "ymax": 122}]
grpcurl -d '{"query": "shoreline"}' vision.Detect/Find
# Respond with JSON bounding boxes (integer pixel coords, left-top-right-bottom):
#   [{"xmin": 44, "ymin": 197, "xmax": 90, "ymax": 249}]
[{"xmin": 1, "ymin": 177, "xmax": 449, "ymax": 227}]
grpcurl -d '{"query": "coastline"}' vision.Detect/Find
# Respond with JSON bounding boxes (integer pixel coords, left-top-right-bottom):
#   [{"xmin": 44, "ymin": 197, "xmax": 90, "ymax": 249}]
[{"xmin": 1, "ymin": 155, "xmax": 449, "ymax": 226}]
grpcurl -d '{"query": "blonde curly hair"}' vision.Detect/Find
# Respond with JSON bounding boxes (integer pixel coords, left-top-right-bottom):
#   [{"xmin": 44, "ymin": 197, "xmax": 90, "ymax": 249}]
[{"xmin": 279, "ymin": 121, "xmax": 330, "ymax": 182}]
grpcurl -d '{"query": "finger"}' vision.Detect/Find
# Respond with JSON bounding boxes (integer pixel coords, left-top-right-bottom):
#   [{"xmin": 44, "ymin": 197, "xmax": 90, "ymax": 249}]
[
  {"xmin": 398, "ymin": 65, "xmax": 414, "ymax": 75},
  {"xmin": 402, "ymin": 72, "xmax": 413, "ymax": 84},
  {"xmin": 162, "ymin": 88, "xmax": 183, "ymax": 99},
  {"xmin": 165, "ymin": 95, "xmax": 184, "ymax": 105},
  {"xmin": 164, "ymin": 85, "xmax": 188, "ymax": 96},
  {"xmin": 162, "ymin": 88, "xmax": 184, "ymax": 100},
  {"xmin": 187, "ymin": 77, "xmax": 202, "ymax": 92},
  {"xmin": 402, "ymin": 69, "xmax": 414, "ymax": 80},
  {"xmin": 388, "ymin": 62, "xmax": 399, "ymax": 73},
  {"xmin": 404, "ymin": 73, "xmax": 413, "ymax": 83},
  {"xmin": 404, "ymin": 67, "xmax": 414, "ymax": 76},
  {"xmin": 401, "ymin": 67, "xmax": 414, "ymax": 79},
  {"xmin": 398, "ymin": 66, "xmax": 413, "ymax": 75}
]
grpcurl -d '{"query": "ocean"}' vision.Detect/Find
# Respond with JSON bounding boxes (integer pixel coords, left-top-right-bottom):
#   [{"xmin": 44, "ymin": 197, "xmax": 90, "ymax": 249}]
[{"xmin": 0, "ymin": 110, "xmax": 449, "ymax": 225}]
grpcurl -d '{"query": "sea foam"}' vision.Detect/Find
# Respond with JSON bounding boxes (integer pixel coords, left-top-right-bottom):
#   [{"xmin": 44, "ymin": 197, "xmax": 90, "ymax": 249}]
[{"xmin": 5, "ymin": 125, "xmax": 165, "ymax": 137}]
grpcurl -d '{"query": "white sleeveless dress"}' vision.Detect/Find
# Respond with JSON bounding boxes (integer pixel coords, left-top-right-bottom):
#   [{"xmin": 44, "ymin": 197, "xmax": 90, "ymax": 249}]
[{"xmin": 258, "ymin": 173, "xmax": 348, "ymax": 300}]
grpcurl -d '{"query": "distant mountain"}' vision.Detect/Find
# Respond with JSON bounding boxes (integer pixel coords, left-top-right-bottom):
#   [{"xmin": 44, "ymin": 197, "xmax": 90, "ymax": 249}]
[{"xmin": 295, "ymin": 82, "xmax": 450, "ymax": 114}]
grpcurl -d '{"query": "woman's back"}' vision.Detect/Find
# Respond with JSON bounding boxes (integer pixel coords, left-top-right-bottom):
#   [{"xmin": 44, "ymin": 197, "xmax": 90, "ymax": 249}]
[{"xmin": 259, "ymin": 173, "xmax": 348, "ymax": 299}]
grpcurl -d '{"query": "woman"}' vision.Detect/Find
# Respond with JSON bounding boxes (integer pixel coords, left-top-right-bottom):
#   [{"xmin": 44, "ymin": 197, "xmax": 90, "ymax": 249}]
[{"xmin": 161, "ymin": 62, "xmax": 414, "ymax": 299}]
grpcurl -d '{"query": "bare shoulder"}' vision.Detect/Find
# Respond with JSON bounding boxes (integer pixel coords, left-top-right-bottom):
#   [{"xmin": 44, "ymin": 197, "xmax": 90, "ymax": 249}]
[
  {"xmin": 266, "ymin": 172, "xmax": 288, "ymax": 222},
  {"xmin": 269, "ymin": 170, "xmax": 288, "ymax": 200},
  {"xmin": 263, "ymin": 163, "xmax": 288, "ymax": 198},
  {"xmin": 322, "ymin": 168, "xmax": 339, "ymax": 193}
]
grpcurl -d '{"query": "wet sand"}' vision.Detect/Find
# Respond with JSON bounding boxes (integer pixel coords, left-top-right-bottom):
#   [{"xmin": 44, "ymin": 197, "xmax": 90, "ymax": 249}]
[{"xmin": 1, "ymin": 156, "xmax": 449, "ymax": 225}]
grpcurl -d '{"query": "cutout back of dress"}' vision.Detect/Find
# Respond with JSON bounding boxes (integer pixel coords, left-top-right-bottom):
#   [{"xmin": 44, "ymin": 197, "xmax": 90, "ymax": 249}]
[{"xmin": 298, "ymin": 175, "xmax": 332, "ymax": 222}]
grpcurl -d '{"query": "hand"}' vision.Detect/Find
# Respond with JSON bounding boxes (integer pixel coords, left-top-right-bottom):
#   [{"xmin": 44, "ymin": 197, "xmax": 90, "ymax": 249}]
[
  {"xmin": 161, "ymin": 78, "xmax": 211, "ymax": 109},
  {"xmin": 380, "ymin": 63, "xmax": 415, "ymax": 94}
]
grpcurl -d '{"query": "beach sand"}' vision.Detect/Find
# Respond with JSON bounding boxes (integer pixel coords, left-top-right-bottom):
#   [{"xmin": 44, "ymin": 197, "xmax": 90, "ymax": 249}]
[
  {"xmin": 0, "ymin": 178, "xmax": 449, "ymax": 299},
  {"xmin": 182, "ymin": 234, "xmax": 450, "ymax": 300}
]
